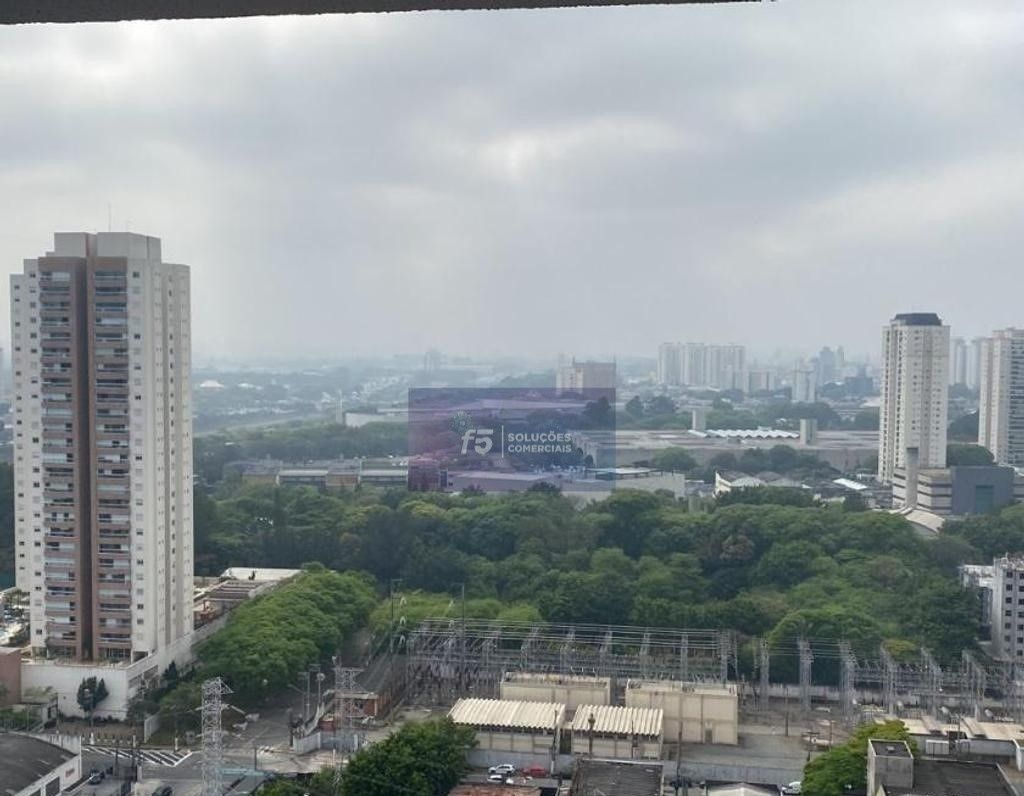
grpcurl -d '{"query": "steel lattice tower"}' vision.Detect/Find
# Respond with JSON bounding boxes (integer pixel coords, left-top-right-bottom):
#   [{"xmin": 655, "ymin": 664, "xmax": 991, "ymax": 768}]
[{"xmin": 201, "ymin": 677, "xmax": 231, "ymax": 796}]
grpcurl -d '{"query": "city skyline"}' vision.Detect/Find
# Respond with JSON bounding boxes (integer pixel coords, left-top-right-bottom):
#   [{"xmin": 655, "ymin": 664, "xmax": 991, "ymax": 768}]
[{"xmin": 1, "ymin": 2, "xmax": 1022, "ymax": 360}]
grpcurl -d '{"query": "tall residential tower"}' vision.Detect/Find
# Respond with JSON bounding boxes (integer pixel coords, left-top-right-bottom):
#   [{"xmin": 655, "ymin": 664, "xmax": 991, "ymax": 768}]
[
  {"xmin": 978, "ymin": 328, "xmax": 1024, "ymax": 467},
  {"xmin": 878, "ymin": 313, "xmax": 949, "ymax": 489},
  {"xmin": 11, "ymin": 232, "xmax": 193, "ymax": 664}
]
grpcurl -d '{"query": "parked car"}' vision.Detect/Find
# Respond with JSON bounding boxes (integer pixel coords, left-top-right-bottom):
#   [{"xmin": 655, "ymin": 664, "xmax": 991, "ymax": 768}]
[
  {"xmin": 489, "ymin": 764, "xmax": 516, "ymax": 775},
  {"xmin": 153, "ymin": 787, "xmax": 174, "ymax": 796},
  {"xmin": 522, "ymin": 765, "xmax": 548, "ymax": 778},
  {"xmin": 781, "ymin": 782, "xmax": 801, "ymax": 795},
  {"xmin": 487, "ymin": 774, "xmax": 511, "ymax": 784},
  {"xmin": 87, "ymin": 770, "xmax": 104, "ymax": 785}
]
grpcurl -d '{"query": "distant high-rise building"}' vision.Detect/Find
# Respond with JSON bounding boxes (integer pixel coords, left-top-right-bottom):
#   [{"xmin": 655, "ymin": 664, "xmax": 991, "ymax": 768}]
[
  {"xmin": 816, "ymin": 347, "xmax": 837, "ymax": 385},
  {"xmin": 681, "ymin": 343, "xmax": 706, "ymax": 387},
  {"xmin": 950, "ymin": 337, "xmax": 968, "ymax": 386},
  {"xmin": 835, "ymin": 346, "xmax": 847, "ymax": 378},
  {"xmin": 11, "ymin": 232, "xmax": 193, "ymax": 664},
  {"xmin": 792, "ymin": 363, "xmax": 817, "ymax": 403},
  {"xmin": 878, "ymin": 313, "xmax": 949, "ymax": 492},
  {"xmin": 677, "ymin": 343, "xmax": 745, "ymax": 391},
  {"xmin": 978, "ymin": 328, "xmax": 1024, "ymax": 467},
  {"xmin": 967, "ymin": 337, "xmax": 986, "ymax": 390},
  {"xmin": 423, "ymin": 349, "xmax": 444, "ymax": 372},
  {"xmin": 656, "ymin": 343, "xmax": 682, "ymax": 386},
  {"xmin": 556, "ymin": 359, "xmax": 616, "ymax": 392},
  {"xmin": 747, "ymin": 368, "xmax": 775, "ymax": 393}
]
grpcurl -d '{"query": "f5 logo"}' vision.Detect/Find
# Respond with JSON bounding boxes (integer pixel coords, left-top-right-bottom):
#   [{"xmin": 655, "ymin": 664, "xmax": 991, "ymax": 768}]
[{"xmin": 460, "ymin": 428, "xmax": 494, "ymax": 455}]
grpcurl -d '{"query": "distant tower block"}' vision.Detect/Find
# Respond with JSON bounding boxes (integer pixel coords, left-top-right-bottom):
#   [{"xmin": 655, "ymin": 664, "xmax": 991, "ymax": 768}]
[
  {"xmin": 692, "ymin": 408, "xmax": 707, "ymax": 433},
  {"xmin": 800, "ymin": 418, "xmax": 818, "ymax": 446}
]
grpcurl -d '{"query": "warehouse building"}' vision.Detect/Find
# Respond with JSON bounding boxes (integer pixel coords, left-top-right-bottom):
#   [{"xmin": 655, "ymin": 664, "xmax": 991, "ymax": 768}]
[
  {"xmin": 0, "ymin": 734, "xmax": 81, "ymax": 796},
  {"xmin": 449, "ymin": 698, "xmax": 565, "ymax": 756},
  {"xmin": 570, "ymin": 704, "xmax": 664, "ymax": 759},
  {"xmin": 625, "ymin": 680, "xmax": 738, "ymax": 745},
  {"xmin": 500, "ymin": 673, "xmax": 612, "ymax": 710}
]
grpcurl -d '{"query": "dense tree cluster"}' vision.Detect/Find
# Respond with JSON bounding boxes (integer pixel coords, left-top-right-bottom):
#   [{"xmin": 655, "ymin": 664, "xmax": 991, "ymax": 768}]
[
  {"xmin": 192, "ymin": 481, "xmax": 978, "ymax": 673},
  {"xmin": 260, "ymin": 718, "xmax": 474, "ymax": 796},
  {"xmin": 198, "ymin": 568, "xmax": 376, "ymax": 700}
]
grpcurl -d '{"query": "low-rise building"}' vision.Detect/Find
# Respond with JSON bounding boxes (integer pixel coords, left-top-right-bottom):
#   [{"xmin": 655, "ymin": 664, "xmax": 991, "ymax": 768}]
[
  {"xmin": 570, "ymin": 704, "xmax": 663, "ymax": 759},
  {"xmin": 448, "ymin": 698, "xmax": 564, "ymax": 756},
  {"xmin": 0, "ymin": 734, "xmax": 81, "ymax": 796},
  {"xmin": 867, "ymin": 739, "xmax": 1016, "ymax": 796},
  {"xmin": 893, "ymin": 465, "xmax": 1024, "ymax": 515},
  {"xmin": 625, "ymin": 680, "xmax": 737, "ymax": 745},
  {"xmin": 500, "ymin": 673, "xmax": 611, "ymax": 710}
]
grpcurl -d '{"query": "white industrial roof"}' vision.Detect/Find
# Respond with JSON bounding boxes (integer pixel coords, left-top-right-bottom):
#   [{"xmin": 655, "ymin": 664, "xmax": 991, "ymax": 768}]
[
  {"xmin": 571, "ymin": 704, "xmax": 663, "ymax": 738},
  {"xmin": 449, "ymin": 698, "xmax": 564, "ymax": 731},
  {"xmin": 832, "ymin": 477, "xmax": 869, "ymax": 492}
]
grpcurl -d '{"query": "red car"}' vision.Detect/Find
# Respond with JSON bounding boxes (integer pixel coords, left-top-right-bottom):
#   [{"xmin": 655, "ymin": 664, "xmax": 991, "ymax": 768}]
[{"xmin": 522, "ymin": 766, "xmax": 548, "ymax": 778}]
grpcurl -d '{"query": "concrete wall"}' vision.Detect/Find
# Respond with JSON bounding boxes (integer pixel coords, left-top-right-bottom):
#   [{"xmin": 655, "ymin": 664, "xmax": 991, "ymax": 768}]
[
  {"xmin": 473, "ymin": 729, "xmax": 559, "ymax": 756},
  {"xmin": 466, "ymin": 749, "xmax": 574, "ymax": 776},
  {"xmin": 570, "ymin": 735, "xmax": 662, "ymax": 760},
  {"xmin": 21, "ymin": 629, "xmax": 198, "ymax": 718}
]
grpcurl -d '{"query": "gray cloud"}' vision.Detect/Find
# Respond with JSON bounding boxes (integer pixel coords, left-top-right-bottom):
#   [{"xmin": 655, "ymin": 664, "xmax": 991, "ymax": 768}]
[{"xmin": 1, "ymin": 1, "xmax": 1022, "ymax": 362}]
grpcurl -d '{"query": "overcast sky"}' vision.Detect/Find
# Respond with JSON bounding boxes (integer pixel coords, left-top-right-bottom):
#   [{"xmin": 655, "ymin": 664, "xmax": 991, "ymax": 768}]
[{"xmin": 0, "ymin": 1, "xmax": 1021, "ymax": 364}]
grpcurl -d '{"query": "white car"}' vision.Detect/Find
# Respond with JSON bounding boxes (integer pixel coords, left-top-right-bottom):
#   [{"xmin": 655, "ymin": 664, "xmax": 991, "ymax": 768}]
[
  {"xmin": 780, "ymin": 782, "xmax": 801, "ymax": 795},
  {"xmin": 489, "ymin": 764, "xmax": 516, "ymax": 775}
]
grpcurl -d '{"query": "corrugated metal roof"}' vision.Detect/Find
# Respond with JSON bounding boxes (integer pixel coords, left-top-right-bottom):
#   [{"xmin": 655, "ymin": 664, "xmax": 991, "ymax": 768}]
[
  {"xmin": 571, "ymin": 704, "xmax": 663, "ymax": 738},
  {"xmin": 448, "ymin": 698, "xmax": 564, "ymax": 731}
]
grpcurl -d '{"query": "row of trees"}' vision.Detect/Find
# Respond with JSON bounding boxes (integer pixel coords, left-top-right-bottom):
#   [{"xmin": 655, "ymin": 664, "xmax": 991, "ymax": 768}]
[
  {"xmin": 620, "ymin": 395, "xmax": 878, "ymax": 433},
  {"xmin": 197, "ymin": 568, "xmax": 376, "ymax": 701}
]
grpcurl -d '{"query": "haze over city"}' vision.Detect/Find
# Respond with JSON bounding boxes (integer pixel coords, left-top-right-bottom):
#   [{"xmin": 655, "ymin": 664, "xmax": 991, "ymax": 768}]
[{"xmin": 2, "ymin": 1, "xmax": 1022, "ymax": 361}]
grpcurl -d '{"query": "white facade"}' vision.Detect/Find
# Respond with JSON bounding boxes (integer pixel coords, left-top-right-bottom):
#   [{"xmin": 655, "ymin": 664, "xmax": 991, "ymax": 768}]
[
  {"xmin": 679, "ymin": 343, "xmax": 746, "ymax": 391},
  {"xmin": 991, "ymin": 556, "xmax": 1024, "ymax": 662},
  {"xmin": 657, "ymin": 343, "xmax": 682, "ymax": 387},
  {"xmin": 877, "ymin": 313, "xmax": 949, "ymax": 490},
  {"xmin": 950, "ymin": 337, "xmax": 968, "ymax": 386},
  {"xmin": 792, "ymin": 365, "xmax": 817, "ymax": 403},
  {"xmin": 10, "ymin": 232, "xmax": 193, "ymax": 667},
  {"xmin": 978, "ymin": 329, "xmax": 1024, "ymax": 467}
]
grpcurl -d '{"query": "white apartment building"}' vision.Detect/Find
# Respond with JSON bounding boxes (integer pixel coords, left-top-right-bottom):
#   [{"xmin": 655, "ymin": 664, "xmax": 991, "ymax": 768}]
[
  {"xmin": 792, "ymin": 364, "xmax": 817, "ymax": 403},
  {"xmin": 978, "ymin": 328, "xmax": 1024, "ymax": 467},
  {"xmin": 878, "ymin": 313, "xmax": 949, "ymax": 492},
  {"xmin": 673, "ymin": 343, "xmax": 746, "ymax": 391},
  {"xmin": 656, "ymin": 343, "xmax": 682, "ymax": 386},
  {"xmin": 11, "ymin": 233, "xmax": 193, "ymax": 683},
  {"xmin": 950, "ymin": 337, "xmax": 968, "ymax": 386},
  {"xmin": 992, "ymin": 555, "xmax": 1024, "ymax": 661}
]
